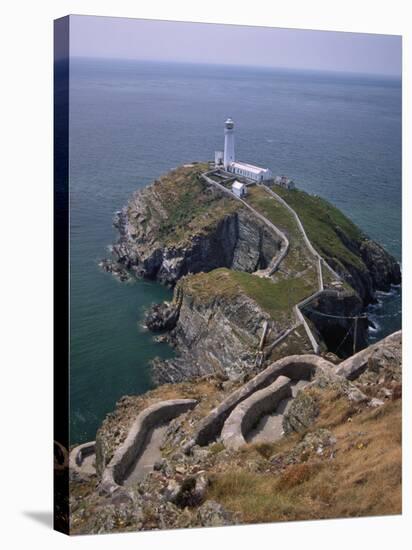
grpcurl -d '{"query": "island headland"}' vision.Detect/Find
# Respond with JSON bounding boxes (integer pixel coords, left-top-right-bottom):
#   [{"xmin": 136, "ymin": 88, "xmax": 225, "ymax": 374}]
[
  {"xmin": 70, "ymin": 120, "xmax": 401, "ymax": 534},
  {"xmin": 101, "ymin": 157, "xmax": 400, "ymax": 385}
]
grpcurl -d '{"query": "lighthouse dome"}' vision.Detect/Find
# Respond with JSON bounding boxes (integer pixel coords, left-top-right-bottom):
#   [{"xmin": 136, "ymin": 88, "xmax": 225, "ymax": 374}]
[{"xmin": 225, "ymin": 117, "xmax": 234, "ymax": 129}]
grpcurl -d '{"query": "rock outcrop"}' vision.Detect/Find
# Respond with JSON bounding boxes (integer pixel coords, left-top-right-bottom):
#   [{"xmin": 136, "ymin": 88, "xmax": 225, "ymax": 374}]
[
  {"xmin": 104, "ymin": 165, "xmax": 280, "ymax": 286},
  {"xmin": 282, "ymin": 391, "xmax": 319, "ymax": 434},
  {"xmin": 325, "ymin": 240, "xmax": 401, "ymax": 304},
  {"xmin": 102, "ymin": 163, "xmax": 401, "ymax": 383},
  {"xmin": 151, "ymin": 278, "xmax": 276, "ymax": 384},
  {"xmin": 69, "ymin": 331, "xmax": 402, "ymax": 534}
]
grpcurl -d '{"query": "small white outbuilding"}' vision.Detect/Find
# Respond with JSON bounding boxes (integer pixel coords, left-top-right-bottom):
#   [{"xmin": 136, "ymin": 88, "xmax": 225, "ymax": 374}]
[
  {"xmin": 214, "ymin": 150, "xmax": 224, "ymax": 166},
  {"xmin": 232, "ymin": 180, "xmax": 247, "ymax": 198}
]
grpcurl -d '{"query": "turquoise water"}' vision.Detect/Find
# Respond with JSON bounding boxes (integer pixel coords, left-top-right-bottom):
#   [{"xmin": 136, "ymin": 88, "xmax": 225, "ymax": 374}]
[{"xmin": 69, "ymin": 59, "xmax": 401, "ymax": 444}]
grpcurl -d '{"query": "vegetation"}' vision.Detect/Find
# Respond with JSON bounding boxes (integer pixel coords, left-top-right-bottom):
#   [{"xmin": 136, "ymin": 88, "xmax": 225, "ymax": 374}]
[
  {"xmin": 208, "ymin": 389, "xmax": 401, "ymax": 523},
  {"xmin": 246, "ymin": 186, "xmax": 319, "ymax": 283},
  {"xmin": 131, "ymin": 164, "xmax": 241, "ymax": 245},
  {"xmin": 274, "ymin": 186, "xmax": 367, "ymax": 272},
  {"xmin": 183, "ymin": 268, "xmax": 317, "ymax": 323},
  {"xmin": 247, "ymin": 186, "xmax": 301, "ymax": 241}
]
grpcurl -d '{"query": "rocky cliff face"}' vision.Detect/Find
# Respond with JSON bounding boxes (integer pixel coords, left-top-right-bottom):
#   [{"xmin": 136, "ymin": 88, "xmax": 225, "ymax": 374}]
[
  {"xmin": 103, "ymin": 165, "xmax": 280, "ymax": 285},
  {"xmin": 70, "ymin": 332, "xmax": 402, "ymax": 535},
  {"xmin": 102, "ymin": 164, "xmax": 401, "ymax": 383},
  {"xmin": 151, "ymin": 287, "xmax": 272, "ymax": 385},
  {"xmin": 302, "ymin": 290, "xmax": 368, "ymax": 358},
  {"xmin": 111, "ymin": 208, "xmax": 280, "ymax": 285},
  {"xmin": 324, "ymin": 237, "xmax": 401, "ymax": 305},
  {"xmin": 360, "ymin": 239, "xmax": 401, "ymax": 293}
]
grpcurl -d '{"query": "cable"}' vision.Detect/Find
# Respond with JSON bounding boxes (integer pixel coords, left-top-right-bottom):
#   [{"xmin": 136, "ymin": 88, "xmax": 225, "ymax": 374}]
[
  {"xmin": 302, "ymin": 307, "xmax": 368, "ymax": 320},
  {"xmin": 302, "ymin": 306, "xmax": 401, "ymax": 321},
  {"xmin": 335, "ymin": 321, "xmax": 354, "ymax": 356},
  {"xmin": 364, "ymin": 310, "xmax": 402, "ymax": 319}
]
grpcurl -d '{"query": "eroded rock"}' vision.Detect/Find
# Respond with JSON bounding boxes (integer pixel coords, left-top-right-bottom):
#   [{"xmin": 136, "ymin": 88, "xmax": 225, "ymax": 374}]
[
  {"xmin": 282, "ymin": 390, "xmax": 319, "ymax": 434},
  {"xmin": 163, "ymin": 475, "xmax": 209, "ymax": 508}
]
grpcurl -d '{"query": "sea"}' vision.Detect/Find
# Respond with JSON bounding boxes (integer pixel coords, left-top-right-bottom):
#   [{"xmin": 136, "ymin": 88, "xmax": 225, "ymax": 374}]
[{"xmin": 67, "ymin": 58, "xmax": 401, "ymax": 444}]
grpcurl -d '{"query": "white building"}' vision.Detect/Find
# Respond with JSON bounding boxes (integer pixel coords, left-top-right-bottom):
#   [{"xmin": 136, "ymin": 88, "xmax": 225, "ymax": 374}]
[
  {"xmin": 232, "ymin": 180, "xmax": 247, "ymax": 198},
  {"xmin": 215, "ymin": 117, "xmax": 272, "ymax": 182},
  {"xmin": 229, "ymin": 161, "xmax": 272, "ymax": 182},
  {"xmin": 223, "ymin": 117, "xmax": 235, "ymax": 167},
  {"xmin": 274, "ymin": 175, "xmax": 295, "ymax": 189}
]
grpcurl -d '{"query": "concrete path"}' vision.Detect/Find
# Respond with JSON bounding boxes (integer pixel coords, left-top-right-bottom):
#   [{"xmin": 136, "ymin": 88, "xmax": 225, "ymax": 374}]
[
  {"xmin": 259, "ymin": 183, "xmax": 342, "ymax": 283},
  {"xmin": 246, "ymin": 380, "xmax": 309, "ymax": 444},
  {"xmin": 78, "ymin": 453, "xmax": 96, "ymax": 476},
  {"xmin": 201, "ymin": 171, "xmax": 321, "ymax": 354},
  {"xmin": 123, "ymin": 424, "xmax": 168, "ymax": 486}
]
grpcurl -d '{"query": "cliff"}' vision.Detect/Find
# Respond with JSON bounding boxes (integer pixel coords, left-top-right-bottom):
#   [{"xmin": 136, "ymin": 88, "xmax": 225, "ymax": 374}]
[
  {"xmin": 101, "ymin": 163, "xmax": 400, "ymax": 380},
  {"xmin": 103, "ymin": 163, "xmax": 280, "ymax": 285},
  {"xmin": 67, "ymin": 165, "xmax": 402, "ymax": 534},
  {"xmin": 104, "ymin": 164, "xmax": 400, "ymax": 296},
  {"xmin": 149, "ymin": 268, "xmax": 316, "ymax": 384},
  {"xmin": 270, "ymin": 185, "xmax": 401, "ymax": 301},
  {"xmin": 70, "ymin": 331, "xmax": 402, "ymax": 534}
]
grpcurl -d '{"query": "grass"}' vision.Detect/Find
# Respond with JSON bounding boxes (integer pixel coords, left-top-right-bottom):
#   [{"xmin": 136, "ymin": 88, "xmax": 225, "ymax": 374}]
[
  {"xmin": 207, "ymin": 391, "xmax": 401, "ymax": 523},
  {"xmin": 246, "ymin": 186, "xmax": 321, "ymax": 288},
  {"xmin": 128, "ymin": 164, "xmax": 240, "ymax": 246},
  {"xmin": 247, "ymin": 186, "xmax": 302, "ymax": 241},
  {"xmin": 183, "ymin": 268, "xmax": 317, "ymax": 323},
  {"xmin": 273, "ymin": 186, "xmax": 367, "ymax": 272}
]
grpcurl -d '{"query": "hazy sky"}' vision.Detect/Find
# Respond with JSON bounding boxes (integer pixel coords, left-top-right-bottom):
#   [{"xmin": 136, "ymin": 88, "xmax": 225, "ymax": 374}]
[{"xmin": 67, "ymin": 15, "xmax": 401, "ymax": 76}]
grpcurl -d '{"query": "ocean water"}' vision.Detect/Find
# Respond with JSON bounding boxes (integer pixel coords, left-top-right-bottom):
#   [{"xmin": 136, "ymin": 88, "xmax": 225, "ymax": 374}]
[{"xmin": 68, "ymin": 58, "xmax": 401, "ymax": 444}]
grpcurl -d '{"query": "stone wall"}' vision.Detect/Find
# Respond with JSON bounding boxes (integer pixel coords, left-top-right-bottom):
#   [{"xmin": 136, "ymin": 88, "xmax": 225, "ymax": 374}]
[
  {"xmin": 221, "ymin": 376, "xmax": 292, "ymax": 449},
  {"xmin": 335, "ymin": 330, "xmax": 401, "ymax": 379},
  {"xmin": 100, "ymin": 399, "xmax": 197, "ymax": 494},
  {"xmin": 69, "ymin": 441, "xmax": 96, "ymax": 479},
  {"xmin": 193, "ymin": 354, "xmax": 332, "ymax": 446}
]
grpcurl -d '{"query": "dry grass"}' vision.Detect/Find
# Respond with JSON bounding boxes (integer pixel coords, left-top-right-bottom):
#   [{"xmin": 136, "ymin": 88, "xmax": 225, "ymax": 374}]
[
  {"xmin": 96, "ymin": 378, "xmax": 223, "ymax": 466},
  {"xmin": 208, "ymin": 393, "xmax": 401, "ymax": 523}
]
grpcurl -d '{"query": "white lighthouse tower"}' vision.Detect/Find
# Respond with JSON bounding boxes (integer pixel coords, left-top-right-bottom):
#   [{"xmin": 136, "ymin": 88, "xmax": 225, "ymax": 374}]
[
  {"xmin": 223, "ymin": 117, "xmax": 235, "ymax": 169},
  {"xmin": 213, "ymin": 117, "xmax": 274, "ymax": 183}
]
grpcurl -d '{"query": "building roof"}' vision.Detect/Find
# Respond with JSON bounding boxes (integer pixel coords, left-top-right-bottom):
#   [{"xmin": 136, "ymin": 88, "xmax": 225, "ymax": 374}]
[
  {"xmin": 232, "ymin": 180, "xmax": 246, "ymax": 190},
  {"xmin": 230, "ymin": 161, "xmax": 270, "ymax": 175}
]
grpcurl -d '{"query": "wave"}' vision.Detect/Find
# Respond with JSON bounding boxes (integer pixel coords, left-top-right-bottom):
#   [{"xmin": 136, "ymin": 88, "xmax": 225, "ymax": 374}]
[
  {"xmin": 375, "ymin": 288, "xmax": 398, "ymax": 298},
  {"xmin": 368, "ymin": 300, "xmax": 383, "ymax": 311},
  {"xmin": 368, "ymin": 319, "xmax": 381, "ymax": 334}
]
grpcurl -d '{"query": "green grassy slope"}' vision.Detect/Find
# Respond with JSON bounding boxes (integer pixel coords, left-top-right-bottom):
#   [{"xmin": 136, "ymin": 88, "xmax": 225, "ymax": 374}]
[{"xmin": 274, "ymin": 186, "xmax": 367, "ymax": 272}]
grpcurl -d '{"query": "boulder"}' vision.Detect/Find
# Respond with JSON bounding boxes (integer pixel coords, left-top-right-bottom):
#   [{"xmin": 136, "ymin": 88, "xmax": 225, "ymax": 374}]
[
  {"xmin": 163, "ymin": 475, "xmax": 209, "ymax": 508},
  {"xmin": 283, "ymin": 391, "xmax": 319, "ymax": 434},
  {"xmin": 270, "ymin": 428, "xmax": 336, "ymax": 465},
  {"xmin": 145, "ymin": 301, "xmax": 180, "ymax": 332},
  {"xmin": 196, "ymin": 500, "xmax": 234, "ymax": 527}
]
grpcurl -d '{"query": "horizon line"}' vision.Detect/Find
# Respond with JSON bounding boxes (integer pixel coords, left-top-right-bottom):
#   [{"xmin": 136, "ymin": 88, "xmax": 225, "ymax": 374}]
[{"xmin": 64, "ymin": 55, "xmax": 402, "ymax": 79}]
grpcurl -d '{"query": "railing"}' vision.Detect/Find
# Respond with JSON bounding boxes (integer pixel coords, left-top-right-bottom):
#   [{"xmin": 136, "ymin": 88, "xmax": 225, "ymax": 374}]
[
  {"xmin": 201, "ymin": 172, "xmax": 290, "ymax": 274},
  {"xmin": 201, "ymin": 170, "xmax": 349, "ymax": 356},
  {"xmin": 259, "ymin": 184, "xmax": 342, "ymax": 283}
]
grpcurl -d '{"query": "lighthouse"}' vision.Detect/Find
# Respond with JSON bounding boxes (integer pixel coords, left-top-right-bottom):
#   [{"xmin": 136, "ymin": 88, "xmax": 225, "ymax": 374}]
[
  {"xmin": 223, "ymin": 117, "xmax": 235, "ymax": 168},
  {"xmin": 213, "ymin": 117, "xmax": 273, "ymax": 182}
]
